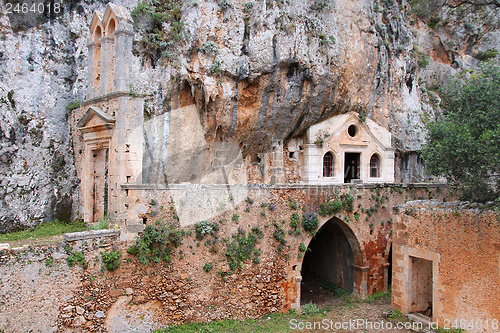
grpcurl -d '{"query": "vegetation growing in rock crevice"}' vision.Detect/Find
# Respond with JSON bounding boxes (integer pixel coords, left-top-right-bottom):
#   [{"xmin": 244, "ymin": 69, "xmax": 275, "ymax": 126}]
[
  {"xmin": 65, "ymin": 246, "xmax": 88, "ymax": 269},
  {"xmin": 127, "ymin": 223, "xmax": 185, "ymax": 266},
  {"xmin": 131, "ymin": 0, "xmax": 185, "ymax": 65},
  {"xmin": 224, "ymin": 227, "xmax": 262, "ymax": 271}
]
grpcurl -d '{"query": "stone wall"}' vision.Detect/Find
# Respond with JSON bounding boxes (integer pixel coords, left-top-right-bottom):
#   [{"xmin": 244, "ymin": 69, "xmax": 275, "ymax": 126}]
[
  {"xmin": 0, "ymin": 184, "xmax": 454, "ymax": 332},
  {"xmin": 392, "ymin": 201, "xmax": 500, "ymax": 333}
]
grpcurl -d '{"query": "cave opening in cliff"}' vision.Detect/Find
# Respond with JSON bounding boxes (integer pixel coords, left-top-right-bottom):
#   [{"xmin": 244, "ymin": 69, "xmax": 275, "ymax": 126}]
[
  {"xmin": 344, "ymin": 152, "xmax": 360, "ymax": 183},
  {"xmin": 300, "ymin": 217, "xmax": 355, "ymax": 304}
]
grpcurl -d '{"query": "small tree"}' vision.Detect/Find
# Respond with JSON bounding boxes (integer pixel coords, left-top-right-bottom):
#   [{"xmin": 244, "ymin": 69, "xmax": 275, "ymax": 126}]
[{"xmin": 422, "ymin": 64, "xmax": 500, "ymax": 203}]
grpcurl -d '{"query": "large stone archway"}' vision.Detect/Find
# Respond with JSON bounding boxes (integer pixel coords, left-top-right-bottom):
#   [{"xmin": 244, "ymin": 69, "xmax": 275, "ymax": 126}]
[{"xmin": 295, "ymin": 216, "xmax": 368, "ymax": 307}]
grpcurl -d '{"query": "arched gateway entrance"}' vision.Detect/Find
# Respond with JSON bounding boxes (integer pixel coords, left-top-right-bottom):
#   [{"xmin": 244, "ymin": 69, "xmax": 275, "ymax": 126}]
[{"xmin": 299, "ymin": 217, "xmax": 368, "ymax": 304}]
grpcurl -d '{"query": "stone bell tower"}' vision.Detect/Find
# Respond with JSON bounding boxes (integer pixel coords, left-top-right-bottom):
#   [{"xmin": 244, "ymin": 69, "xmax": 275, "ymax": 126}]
[{"xmin": 75, "ymin": 3, "xmax": 144, "ymax": 231}]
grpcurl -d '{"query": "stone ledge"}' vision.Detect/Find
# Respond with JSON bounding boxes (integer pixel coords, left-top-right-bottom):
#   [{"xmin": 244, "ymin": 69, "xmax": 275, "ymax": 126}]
[
  {"xmin": 64, "ymin": 229, "xmax": 120, "ymax": 242},
  {"xmin": 120, "ymin": 182, "xmax": 449, "ymax": 191}
]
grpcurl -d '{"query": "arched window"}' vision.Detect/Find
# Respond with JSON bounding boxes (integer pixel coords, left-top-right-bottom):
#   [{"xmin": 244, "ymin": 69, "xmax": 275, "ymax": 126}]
[
  {"xmin": 323, "ymin": 152, "xmax": 334, "ymax": 177},
  {"xmin": 370, "ymin": 154, "xmax": 380, "ymax": 178}
]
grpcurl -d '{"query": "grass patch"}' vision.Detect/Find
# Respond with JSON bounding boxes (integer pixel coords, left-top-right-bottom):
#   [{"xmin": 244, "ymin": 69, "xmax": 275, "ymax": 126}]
[
  {"xmin": 89, "ymin": 216, "xmax": 109, "ymax": 230},
  {"xmin": 0, "ymin": 219, "xmax": 87, "ymax": 242},
  {"xmin": 388, "ymin": 309, "xmax": 411, "ymax": 323},
  {"xmin": 155, "ymin": 309, "xmax": 328, "ymax": 333},
  {"xmin": 364, "ymin": 290, "xmax": 391, "ymax": 303}
]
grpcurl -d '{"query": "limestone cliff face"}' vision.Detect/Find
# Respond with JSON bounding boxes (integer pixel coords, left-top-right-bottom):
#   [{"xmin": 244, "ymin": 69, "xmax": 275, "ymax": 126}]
[{"xmin": 0, "ymin": 0, "xmax": 498, "ymax": 231}]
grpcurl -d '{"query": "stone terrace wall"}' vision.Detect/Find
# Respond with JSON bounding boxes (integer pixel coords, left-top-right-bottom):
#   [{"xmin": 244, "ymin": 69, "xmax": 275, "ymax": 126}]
[
  {"xmin": 392, "ymin": 201, "xmax": 500, "ymax": 333},
  {"xmin": 0, "ymin": 185, "xmax": 452, "ymax": 332}
]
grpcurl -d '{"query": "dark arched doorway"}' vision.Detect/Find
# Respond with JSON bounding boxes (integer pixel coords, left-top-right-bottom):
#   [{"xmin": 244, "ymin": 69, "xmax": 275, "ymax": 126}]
[{"xmin": 300, "ymin": 217, "xmax": 363, "ymax": 304}]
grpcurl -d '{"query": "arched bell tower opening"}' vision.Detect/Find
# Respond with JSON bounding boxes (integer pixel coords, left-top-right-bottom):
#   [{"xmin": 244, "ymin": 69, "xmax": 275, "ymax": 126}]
[
  {"xmin": 299, "ymin": 216, "xmax": 367, "ymax": 305},
  {"xmin": 92, "ymin": 25, "xmax": 102, "ymax": 92}
]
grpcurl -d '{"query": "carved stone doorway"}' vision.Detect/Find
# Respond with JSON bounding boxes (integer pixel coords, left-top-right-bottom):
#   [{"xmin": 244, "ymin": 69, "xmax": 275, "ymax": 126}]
[{"xmin": 91, "ymin": 148, "xmax": 109, "ymax": 222}]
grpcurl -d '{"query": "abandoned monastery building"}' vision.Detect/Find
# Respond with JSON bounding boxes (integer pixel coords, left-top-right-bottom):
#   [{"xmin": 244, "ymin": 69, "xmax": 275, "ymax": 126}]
[{"xmin": 0, "ymin": 1, "xmax": 499, "ymax": 332}]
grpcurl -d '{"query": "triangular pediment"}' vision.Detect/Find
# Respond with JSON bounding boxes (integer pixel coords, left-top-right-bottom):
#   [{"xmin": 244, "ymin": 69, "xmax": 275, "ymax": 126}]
[
  {"xmin": 103, "ymin": 3, "xmax": 133, "ymax": 28},
  {"xmin": 307, "ymin": 112, "xmax": 393, "ymax": 150},
  {"xmin": 90, "ymin": 10, "xmax": 104, "ymax": 34},
  {"xmin": 77, "ymin": 106, "xmax": 115, "ymax": 128}
]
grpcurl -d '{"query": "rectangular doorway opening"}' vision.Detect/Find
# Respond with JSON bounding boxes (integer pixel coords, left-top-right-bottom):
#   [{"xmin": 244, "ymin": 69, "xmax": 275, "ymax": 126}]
[
  {"xmin": 92, "ymin": 148, "xmax": 109, "ymax": 223},
  {"xmin": 344, "ymin": 153, "xmax": 360, "ymax": 183},
  {"xmin": 410, "ymin": 256, "xmax": 433, "ymax": 318}
]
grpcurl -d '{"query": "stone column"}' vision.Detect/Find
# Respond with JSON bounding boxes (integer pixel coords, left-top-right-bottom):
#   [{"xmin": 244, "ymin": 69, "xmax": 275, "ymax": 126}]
[
  {"xmin": 99, "ymin": 36, "xmax": 114, "ymax": 95},
  {"xmin": 292, "ymin": 276, "xmax": 302, "ymax": 311},
  {"xmin": 302, "ymin": 144, "xmax": 319, "ymax": 183},
  {"xmin": 87, "ymin": 40, "xmax": 96, "ymax": 98},
  {"xmin": 113, "ymin": 23, "xmax": 134, "ymax": 92},
  {"xmin": 353, "ymin": 265, "xmax": 369, "ymax": 297},
  {"xmin": 270, "ymin": 139, "xmax": 284, "ymax": 184}
]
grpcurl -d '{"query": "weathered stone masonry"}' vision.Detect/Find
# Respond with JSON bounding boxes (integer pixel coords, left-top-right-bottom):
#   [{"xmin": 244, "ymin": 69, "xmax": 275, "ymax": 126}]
[
  {"xmin": 0, "ymin": 184, "xmax": 454, "ymax": 332},
  {"xmin": 392, "ymin": 202, "xmax": 500, "ymax": 333}
]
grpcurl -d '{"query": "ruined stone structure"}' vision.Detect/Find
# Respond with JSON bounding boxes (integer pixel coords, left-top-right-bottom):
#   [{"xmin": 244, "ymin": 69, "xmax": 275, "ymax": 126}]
[
  {"xmin": 61, "ymin": 3, "xmax": 500, "ymax": 332},
  {"xmin": 73, "ymin": 4, "xmax": 398, "ymax": 233},
  {"xmin": 392, "ymin": 202, "xmax": 500, "ymax": 331},
  {"xmin": 74, "ymin": 4, "xmax": 145, "ymax": 230}
]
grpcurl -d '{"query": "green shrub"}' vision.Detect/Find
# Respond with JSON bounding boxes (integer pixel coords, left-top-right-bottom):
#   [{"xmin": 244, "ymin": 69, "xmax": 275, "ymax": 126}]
[
  {"xmin": 475, "ymin": 49, "xmax": 498, "ymax": 61},
  {"xmin": 101, "ymin": 250, "xmax": 121, "ymax": 271},
  {"xmin": 224, "ymin": 228, "xmax": 261, "ymax": 271},
  {"xmin": 90, "ymin": 216, "xmax": 108, "ymax": 230},
  {"xmin": 66, "ymin": 101, "xmax": 81, "ymax": 111},
  {"xmin": 411, "ymin": 44, "xmax": 429, "ymax": 68},
  {"xmin": 130, "ymin": 0, "xmax": 185, "ymax": 65},
  {"xmin": 301, "ymin": 302, "xmax": 320, "ymax": 315},
  {"xmin": 200, "ymin": 41, "xmax": 219, "ymax": 55},
  {"xmin": 318, "ymin": 199, "xmax": 342, "ymax": 216},
  {"xmin": 302, "ymin": 210, "xmax": 319, "ymax": 234},
  {"xmin": 218, "ymin": 0, "xmax": 232, "ymax": 10},
  {"xmin": 290, "ymin": 212, "xmax": 301, "ymax": 228},
  {"xmin": 194, "ymin": 220, "xmax": 217, "ymax": 240},
  {"xmin": 319, "ymin": 281, "xmax": 351, "ymax": 299},
  {"xmin": 231, "ymin": 214, "xmax": 239, "ymax": 223},
  {"xmin": 298, "ymin": 243, "xmax": 308, "ymax": 252},
  {"xmin": 127, "ymin": 224, "xmax": 184, "ymax": 266},
  {"xmin": 273, "ymin": 222, "xmax": 286, "ymax": 245},
  {"xmin": 243, "ymin": 1, "xmax": 254, "ymax": 12},
  {"xmin": 208, "ymin": 59, "xmax": 223, "ymax": 75},
  {"xmin": 342, "ymin": 193, "xmax": 354, "ymax": 212},
  {"xmin": 309, "ymin": 0, "xmax": 329, "ymax": 11},
  {"xmin": 251, "ymin": 226, "xmax": 264, "ymax": 239},
  {"xmin": 203, "ymin": 262, "xmax": 213, "ymax": 272},
  {"xmin": 66, "ymin": 251, "xmax": 88, "ymax": 269}
]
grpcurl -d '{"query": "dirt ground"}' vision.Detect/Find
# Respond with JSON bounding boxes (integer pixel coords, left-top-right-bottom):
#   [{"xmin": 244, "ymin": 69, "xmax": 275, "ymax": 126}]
[{"xmin": 299, "ymin": 280, "xmax": 417, "ymax": 333}]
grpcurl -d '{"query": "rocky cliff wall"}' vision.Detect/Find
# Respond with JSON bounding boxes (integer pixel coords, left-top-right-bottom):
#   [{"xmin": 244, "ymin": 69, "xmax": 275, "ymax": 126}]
[{"xmin": 0, "ymin": 0, "xmax": 498, "ymax": 231}]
